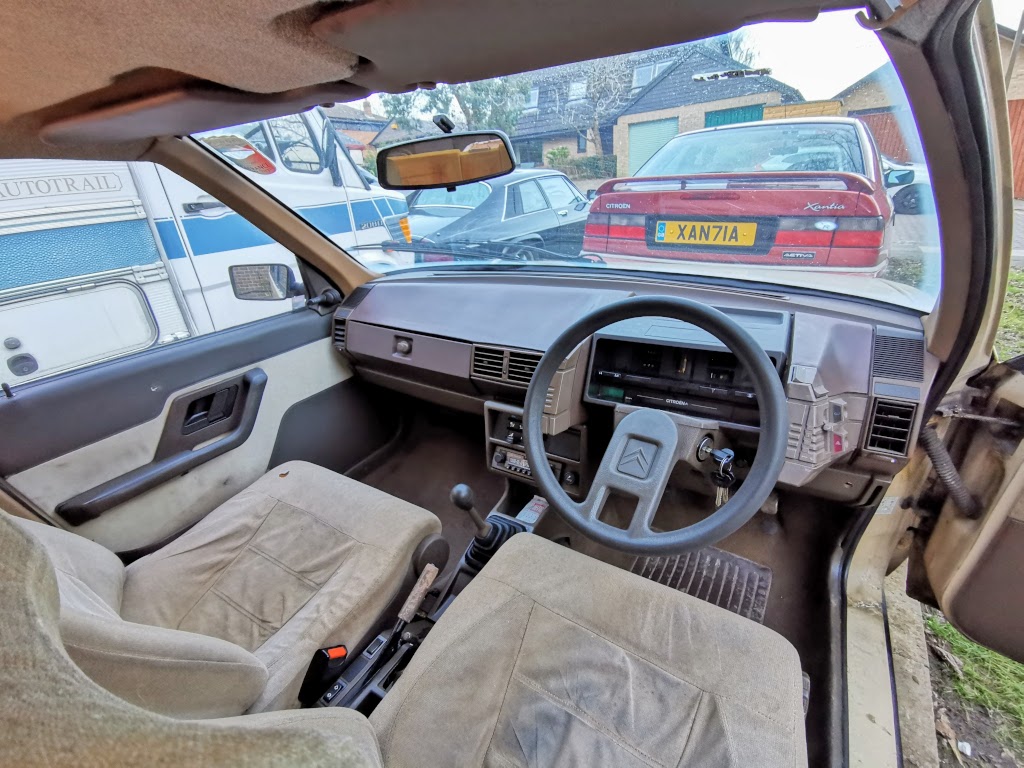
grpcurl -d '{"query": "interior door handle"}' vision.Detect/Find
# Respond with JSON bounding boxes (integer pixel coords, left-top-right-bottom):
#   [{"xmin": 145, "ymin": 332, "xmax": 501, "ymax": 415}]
[{"xmin": 182, "ymin": 385, "xmax": 238, "ymax": 435}]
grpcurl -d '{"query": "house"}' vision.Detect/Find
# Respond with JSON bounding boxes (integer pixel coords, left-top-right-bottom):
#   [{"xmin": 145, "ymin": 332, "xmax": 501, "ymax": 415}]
[
  {"xmin": 323, "ymin": 103, "xmax": 388, "ymax": 150},
  {"xmin": 612, "ymin": 45, "xmax": 804, "ymax": 174},
  {"xmin": 369, "ymin": 118, "xmax": 438, "ymax": 149},
  {"xmin": 511, "ymin": 42, "xmax": 805, "ymax": 177},
  {"xmin": 998, "ymin": 23, "xmax": 1024, "ymax": 197},
  {"xmin": 512, "ymin": 46, "xmax": 683, "ymax": 168},
  {"xmin": 831, "ymin": 63, "xmax": 924, "ymax": 164}
]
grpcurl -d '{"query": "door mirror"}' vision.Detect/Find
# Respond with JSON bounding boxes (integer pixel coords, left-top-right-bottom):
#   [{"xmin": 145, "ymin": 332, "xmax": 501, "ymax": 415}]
[
  {"xmin": 884, "ymin": 168, "xmax": 915, "ymax": 188},
  {"xmin": 229, "ymin": 264, "xmax": 302, "ymax": 301},
  {"xmin": 376, "ymin": 131, "xmax": 516, "ymax": 191},
  {"xmin": 586, "ymin": 189, "xmax": 598, "ymax": 200}
]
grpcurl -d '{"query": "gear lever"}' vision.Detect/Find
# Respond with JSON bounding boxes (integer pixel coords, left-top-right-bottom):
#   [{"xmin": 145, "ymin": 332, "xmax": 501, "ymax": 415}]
[
  {"xmin": 450, "ymin": 484, "xmax": 491, "ymax": 538},
  {"xmin": 450, "ymin": 483, "xmax": 525, "ymax": 573}
]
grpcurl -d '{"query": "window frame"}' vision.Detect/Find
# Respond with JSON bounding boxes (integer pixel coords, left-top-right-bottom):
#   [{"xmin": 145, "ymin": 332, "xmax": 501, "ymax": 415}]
[
  {"xmin": 537, "ymin": 175, "xmax": 582, "ymax": 210},
  {"xmin": 267, "ymin": 112, "xmax": 326, "ymax": 175},
  {"xmin": 504, "ymin": 179, "xmax": 551, "ymax": 219}
]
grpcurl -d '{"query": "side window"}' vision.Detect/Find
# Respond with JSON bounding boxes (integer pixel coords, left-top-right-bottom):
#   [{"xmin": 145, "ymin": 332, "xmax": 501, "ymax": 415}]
[
  {"xmin": 538, "ymin": 176, "xmax": 580, "ymax": 209},
  {"xmin": 267, "ymin": 114, "xmax": 324, "ymax": 174},
  {"xmin": 517, "ymin": 181, "xmax": 548, "ymax": 215},
  {"xmin": 0, "ymin": 158, "xmax": 303, "ymax": 386}
]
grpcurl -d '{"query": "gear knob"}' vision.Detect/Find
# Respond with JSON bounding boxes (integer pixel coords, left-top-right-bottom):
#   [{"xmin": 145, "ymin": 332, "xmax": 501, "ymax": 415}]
[
  {"xmin": 450, "ymin": 483, "xmax": 475, "ymax": 511},
  {"xmin": 450, "ymin": 484, "xmax": 491, "ymax": 538}
]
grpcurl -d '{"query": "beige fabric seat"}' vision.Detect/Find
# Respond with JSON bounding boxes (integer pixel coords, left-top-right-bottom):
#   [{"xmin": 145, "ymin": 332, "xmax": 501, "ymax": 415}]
[
  {"xmin": 371, "ymin": 534, "xmax": 808, "ymax": 768},
  {"xmin": 12, "ymin": 460, "xmax": 440, "ymax": 718}
]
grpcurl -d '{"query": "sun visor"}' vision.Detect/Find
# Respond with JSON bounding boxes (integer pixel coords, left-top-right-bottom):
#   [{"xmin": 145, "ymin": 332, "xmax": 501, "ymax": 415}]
[
  {"xmin": 40, "ymin": 82, "xmax": 370, "ymax": 146},
  {"xmin": 312, "ymin": 0, "xmax": 827, "ymax": 92}
]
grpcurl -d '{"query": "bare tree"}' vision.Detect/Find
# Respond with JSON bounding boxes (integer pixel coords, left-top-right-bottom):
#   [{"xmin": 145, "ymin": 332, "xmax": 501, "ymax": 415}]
[
  {"xmin": 381, "ymin": 77, "xmax": 529, "ymax": 136},
  {"xmin": 549, "ymin": 56, "xmax": 634, "ymax": 156},
  {"xmin": 714, "ymin": 30, "xmax": 758, "ymax": 67}
]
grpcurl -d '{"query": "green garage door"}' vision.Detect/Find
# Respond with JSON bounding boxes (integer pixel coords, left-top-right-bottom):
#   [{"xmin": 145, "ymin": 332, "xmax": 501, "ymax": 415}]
[
  {"xmin": 704, "ymin": 104, "xmax": 765, "ymax": 128},
  {"xmin": 628, "ymin": 118, "xmax": 679, "ymax": 174}
]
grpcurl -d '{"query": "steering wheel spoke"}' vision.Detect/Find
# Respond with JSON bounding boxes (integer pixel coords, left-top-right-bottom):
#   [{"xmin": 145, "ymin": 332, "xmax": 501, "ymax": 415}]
[{"xmin": 579, "ymin": 409, "xmax": 679, "ymax": 535}]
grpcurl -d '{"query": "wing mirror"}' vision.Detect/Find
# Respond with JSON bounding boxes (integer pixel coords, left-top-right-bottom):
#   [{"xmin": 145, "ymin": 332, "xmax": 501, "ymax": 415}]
[
  {"xmin": 884, "ymin": 168, "xmax": 915, "ymax": 188},
  {"xmin": 229, "ymin": 264, "xmax": 303, "ymax": 301},
  {"xmin": 376, "ymin": 131, "xmax": 516, "ymax": 191}
]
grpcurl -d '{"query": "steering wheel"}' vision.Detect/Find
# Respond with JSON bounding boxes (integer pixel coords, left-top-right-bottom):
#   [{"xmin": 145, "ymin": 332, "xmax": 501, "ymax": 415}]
[{"xmin": 523, "ymin": 296, "xmax": 788, "ymax": 555}]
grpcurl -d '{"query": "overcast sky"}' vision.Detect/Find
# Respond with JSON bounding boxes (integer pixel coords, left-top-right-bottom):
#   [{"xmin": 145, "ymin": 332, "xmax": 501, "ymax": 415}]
[
  {"xmin": 749, "ymin": 2, "xmax": 1024, "ymax": 101},
  {"xmin": 350, "ymin": 3, "xmax": 1024, "ymax": 112}
]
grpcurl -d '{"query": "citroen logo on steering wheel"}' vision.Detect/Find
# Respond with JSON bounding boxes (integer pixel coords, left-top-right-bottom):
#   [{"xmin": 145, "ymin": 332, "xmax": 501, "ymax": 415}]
[{"xmin": 618, "ymin": 439, "xmax": 657, "ymax": 479}]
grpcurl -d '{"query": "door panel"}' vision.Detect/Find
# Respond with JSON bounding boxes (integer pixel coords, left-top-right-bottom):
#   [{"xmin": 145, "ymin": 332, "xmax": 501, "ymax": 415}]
[
  {"xmin": 0, "ymin": 310, "xmax": 328, "ymax": 475},
  {"xmin": 915, "ymin": 365, "xmax": 1024, "ymax": 660},
  {"xmin": 1, "ymin": 308, "xmax": 393, "ymax": 553}
]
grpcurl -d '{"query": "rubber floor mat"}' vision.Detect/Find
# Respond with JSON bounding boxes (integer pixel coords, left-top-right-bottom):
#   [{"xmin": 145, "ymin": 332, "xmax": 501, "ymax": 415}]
[{"xmin": 630, "ymin": 547, "xmax": 773, "ymax": 623}]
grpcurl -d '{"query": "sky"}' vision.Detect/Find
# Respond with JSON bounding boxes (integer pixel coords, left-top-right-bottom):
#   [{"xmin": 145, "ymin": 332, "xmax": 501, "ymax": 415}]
[
  {"xmin": 349, "ymin": 2, "xmax": 1024, "ymax": 113},
  {"xmin": 748, "ymin": 1, "xmax": 1024, "ymax": 101}
]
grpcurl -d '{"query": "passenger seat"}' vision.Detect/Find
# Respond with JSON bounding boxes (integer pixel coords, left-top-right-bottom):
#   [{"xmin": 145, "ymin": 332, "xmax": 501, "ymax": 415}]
[{"xmin": 12, "ymin": 461, "xmax": 442, "ymax": 717}]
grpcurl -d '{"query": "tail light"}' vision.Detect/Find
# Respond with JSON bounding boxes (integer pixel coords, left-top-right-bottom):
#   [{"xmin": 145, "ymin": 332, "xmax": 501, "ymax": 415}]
[
  {"xmin": 775, "ymin": 216, "xmax": 884, "ymax": 249},
  {"xmin": 399, "ymin": 217, "xmax": 412, "ymax": 243},
  {"xmin": 832, "ymin": 217, "xmax": 884, "ymax": 248},
  {"xmin": 586, "ymin": 213, "xmax": 648, "ymax": 240}
]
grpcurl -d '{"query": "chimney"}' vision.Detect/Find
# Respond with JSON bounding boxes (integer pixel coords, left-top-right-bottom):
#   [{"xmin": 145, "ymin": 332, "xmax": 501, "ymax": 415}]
[{"xmin": 362, "ymin": 100, "xmax": 373, "ymax": 117}]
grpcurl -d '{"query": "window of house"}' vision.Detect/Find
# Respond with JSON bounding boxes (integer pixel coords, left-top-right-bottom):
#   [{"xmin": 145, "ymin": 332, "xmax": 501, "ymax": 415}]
[
  {"xmin": 267, "ymin": 114, "xmax": 324, "ymax": 174},
  {"xmin": 632, "ymin": 59, "xmax": 673, "ymax": 89},
  {"xmin": 525, "ymin": 87, "xmax": 539, "ymax": 110},
  {"xmin": 577, "ymin": 132, "xmax": 587, "ymax": 154},
  {"xmin": 568, "ymin": 81, "xmax": 587, "ymax": 101}
]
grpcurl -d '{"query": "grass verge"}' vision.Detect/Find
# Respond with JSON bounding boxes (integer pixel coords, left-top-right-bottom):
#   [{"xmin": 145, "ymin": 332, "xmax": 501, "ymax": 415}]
[
  {"xmin": 927, "ymin": 613, "xmax": 1024, "ymax": 756},
  {"xmin": 996, "ymin": 267, "xmax": 1024, "ymax": 361}
]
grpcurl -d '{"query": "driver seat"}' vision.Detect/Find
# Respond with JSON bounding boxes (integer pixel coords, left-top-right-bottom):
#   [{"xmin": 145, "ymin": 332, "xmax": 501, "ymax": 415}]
[{"xmin": 371, "ymin": 533, "xmax": 807, "ymax": 767}]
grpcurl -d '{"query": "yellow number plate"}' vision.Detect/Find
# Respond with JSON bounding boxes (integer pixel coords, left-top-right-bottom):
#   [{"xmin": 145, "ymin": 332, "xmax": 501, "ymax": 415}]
[{"xmin": 654, "ymin": 220, "xmax": 757, "ymax": 247}]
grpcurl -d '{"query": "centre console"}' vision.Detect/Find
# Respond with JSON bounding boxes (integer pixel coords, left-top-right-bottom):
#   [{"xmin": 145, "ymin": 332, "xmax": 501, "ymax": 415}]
[{"xmin": 484, "ymin": 401, "xmax": 587, "ymax": 498}]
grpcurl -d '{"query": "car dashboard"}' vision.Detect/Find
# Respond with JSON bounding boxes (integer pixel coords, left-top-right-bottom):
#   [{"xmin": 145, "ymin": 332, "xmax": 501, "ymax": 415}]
[{"xmin": 334, "ymin": 271, "xmax": 934, "ymax": 505}]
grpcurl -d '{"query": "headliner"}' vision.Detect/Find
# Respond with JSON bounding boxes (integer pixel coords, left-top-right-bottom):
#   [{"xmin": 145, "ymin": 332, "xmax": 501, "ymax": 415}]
[{"xmin": 0, "ymin": 0, "xmax": 863, "ymax": 160}]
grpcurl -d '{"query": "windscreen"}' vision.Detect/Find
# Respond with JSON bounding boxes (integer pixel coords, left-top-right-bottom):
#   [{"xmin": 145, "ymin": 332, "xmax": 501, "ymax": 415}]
[{"xmin": 195, "ymin": 10, "xmax": 941, "ymax": 312}]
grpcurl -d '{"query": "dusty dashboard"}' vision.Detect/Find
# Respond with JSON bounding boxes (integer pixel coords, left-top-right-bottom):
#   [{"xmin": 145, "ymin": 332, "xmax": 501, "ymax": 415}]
[{"xmin": 334, "ymin": 274, "xmax": 935, "ymax": 504}]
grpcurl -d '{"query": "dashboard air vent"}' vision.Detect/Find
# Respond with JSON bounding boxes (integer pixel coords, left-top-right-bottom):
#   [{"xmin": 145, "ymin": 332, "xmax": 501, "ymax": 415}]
[
  {"xmin": 471, "ymin": 345, "xmax": 543, "ymax": 388},
  {"xmin": 865, "ymin": 399, "xmax": 916, "ymax": 456},
  {"xmin": 872, "ymin": 328, "xmax": 924, "ymax": 381},
  {"xmin": 332, "ymin": 313, "xmax": 348, "ymax": 352},
  {"xmin": 471, "ymin": 346, "xmax": 506, "ymax": 380},
  {"xmin": 507, "ymin": 350, "xmax": 542, "ymax": 386}
]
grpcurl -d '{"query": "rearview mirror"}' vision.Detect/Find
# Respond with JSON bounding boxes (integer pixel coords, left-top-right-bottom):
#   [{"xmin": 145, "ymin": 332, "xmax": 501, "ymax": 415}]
[
  {"xmin": 229, "ymin": 264, "xmax": 302, "ymax": 301},
  {"xmin": 376, "ymin": 131, "xmax": 516, "ymax": 191},
  {"xmin": 884, "ymin": 168, "xmax": 915, "ymax": 188}
]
